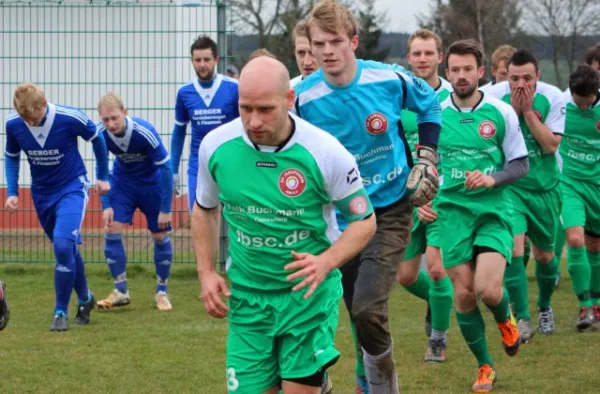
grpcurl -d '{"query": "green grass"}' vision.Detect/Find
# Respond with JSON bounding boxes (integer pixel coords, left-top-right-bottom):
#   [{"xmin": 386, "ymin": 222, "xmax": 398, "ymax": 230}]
[{"xmin": 0, "ymin": 259, "xmax": 597, "ymax": 393}]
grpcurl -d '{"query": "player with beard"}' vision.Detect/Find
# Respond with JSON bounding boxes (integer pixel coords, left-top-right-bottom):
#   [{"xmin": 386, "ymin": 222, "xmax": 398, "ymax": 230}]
[
  {"xmin": 395, "ymin": 29, "xmax": 453, "ymax": 363},
  {"xmin": 437, "ymin": 39, "xmax": 526, "ymax": 393},
  {"xmin": 291, "ymin": 20, "xmax": 318, "ymax": 88},
  {"xmin": 170, "ymin": 35, "xmax": 240, "ymax": 213}
]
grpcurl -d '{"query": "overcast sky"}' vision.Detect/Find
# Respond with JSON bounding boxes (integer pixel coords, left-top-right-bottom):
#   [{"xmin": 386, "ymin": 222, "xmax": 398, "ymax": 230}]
[{"xmin": 374, "ymin": 0, "xmax": 430, "ymax": 33}]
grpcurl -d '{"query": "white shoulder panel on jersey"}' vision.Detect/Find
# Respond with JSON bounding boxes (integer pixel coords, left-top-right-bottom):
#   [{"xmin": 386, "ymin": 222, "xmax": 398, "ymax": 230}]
[
  {"xmin": 358, "ymin": 68, "xmax": 399, "ymax": 85},
  {"xmin": 290, "ymin": 75, "xmax": 303, "ymax": 89},
  {"xmin": 439, "ymin": 94, "xmax": 454, "ymax": 110},
  {"xmin": 289, "ymin": 113, "xmax": 363, "ymax": 202},
  {"xmin": 55, "ymin": 105, "xmax": 88, "ymax": 126},
  {"xmin": 297, "ymin": 80, "xmax": 334, "ymax": 107},
  {"xmin": 438, "ymin": 77, "xmax": 453, "ymax": 92},
  {"xmin": 483, "ymin": 80, "xmax": 511, "ymax": 99},
  {"xmin": 479, "ymin": 81, "xmax": 493, "ymax": 92},
  {"xmin": 537, "ymin": 81, "xmax": 566, "ymax": 135},
  {"xmin": 481, "ymin": 94, "xmax": 528, "ymax": 162},
  {"xmin": 222, "ymin": 74, "xmax": 239, "ymax": 84},
  {"xmin": 134, "ymin": 121, "xmax": 160, "ymax": 149}
]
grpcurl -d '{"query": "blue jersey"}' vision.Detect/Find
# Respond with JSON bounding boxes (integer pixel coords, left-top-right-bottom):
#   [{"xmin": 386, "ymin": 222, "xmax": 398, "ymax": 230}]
[
  {"xmin": 174, "ymin": 74, "xmax": 239, "ymax": 168},
  {"xmin": 294, "ymin": 60, "xmax": 442, "ymax": 213},
  {"xmin": 5, "ymin": 103, "xmax": 100, "ymax": 194},
  {"xmin": 100, "ymin": 116, "xmax": 169, "ymax": 185}
]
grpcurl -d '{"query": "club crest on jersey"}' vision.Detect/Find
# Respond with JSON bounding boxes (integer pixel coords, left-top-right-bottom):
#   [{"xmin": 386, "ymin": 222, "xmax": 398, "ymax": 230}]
[
  {"xmin": 279, "ymin": 169, "xmax": 306, "ymax": 197},
  {"xmin": 478, "ymin": 121, "xmax": 496, "ymax": 139},
  {"xmin": 365, "ymin": 112, "xmax": 388, "ymax": 135},
  {"xmin": 349, "ymin": 195, "xmax": 368, "ymax": 215}
]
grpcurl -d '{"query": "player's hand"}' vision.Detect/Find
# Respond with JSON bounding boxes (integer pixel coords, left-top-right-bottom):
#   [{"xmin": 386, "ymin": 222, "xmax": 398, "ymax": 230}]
[
  {"xmin": 103, "ymin": 208, "xmax": 114, "ymax": 227},
  {"xmin": 158, "ymin": 212, "xmax": 172, "ymax": 230},
  {"xmin": 510, "ymin": 87, "xmax": 523, "ymax": 116},
  {"xmin": 94, "ymin": 180, "xmax": 111, "ymax": 196},
  {"xmin": 285, "ymin": 251, "xmax": 333, "ymax": 299},
  {"xmin": 465, "ymin": 170, "xmax": 496, "ymax": 190},
  {"xmin": 521, "ymin": 84, "xmax": 535, "ymax": 114},
  {"xmin": 200, "ymin": 271, "xmax": 231, "ymax": 318},
  {"xmin": 4, "ymin": 196, "xmax": 19, "ymax": 213},
  {"xmin": 173, "ymin": 174, "xmax": 182, "ymax": 197},
  {"xmin": 417, "ymin": 202, "xmax": 437, "ymax": 223},
  {"xmin": 407, "ymin": 146, "xmax": 439, "ymax": 207}
]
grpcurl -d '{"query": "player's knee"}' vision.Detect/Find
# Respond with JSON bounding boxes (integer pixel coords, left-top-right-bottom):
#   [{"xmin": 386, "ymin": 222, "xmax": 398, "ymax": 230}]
[
  {"xmin": 567, "ymin": 231, "xmax": 585, "ymax": 248},
  {"xmin": 152, "ymin": 232, "xmax": 169, "ymax": 242},
  {"xmin": 427, "ymin": 262, "xmax": 446, "ymax": 282},
  {"xmin": 476, "ymin": 282, "xmax": 503, "ymax": 305},
  {"xmin": 104, "ymin": 222, "xmax": 123, "ymax": 235},
  {"xmin": 534, "ymin": 250, "xmax": 554, "ymax": 264},
  {"xmin": 397, "ymin": 268, "xmax": 419, "ymax": 287},
  {"xmin": 53, "ymin": 237, "xmax": 76, "ymax": 268},
  {"xmin": 454, "ymin": 285, "xmax": 476, "ymax": 305}
]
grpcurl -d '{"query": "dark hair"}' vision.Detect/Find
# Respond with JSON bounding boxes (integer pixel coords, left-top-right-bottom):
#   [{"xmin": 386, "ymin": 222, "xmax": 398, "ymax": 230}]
[
  {"xmin": 569, "ymin": 64, "xmax": 600, "ymax": 96},
  {"xmin": 508, "ymin": 49, "xmax": 538, "ymax": 72},
  {"xmin": 445, "ymin": 39, "xmax": 484, "ymax": 68},
  {"xmin": 584, "ymin": 43, "xmax": 600, "ymax": 66},
  {"xmin": 190, "ymin": 35, "xmax": 218, "ymax": 58}
]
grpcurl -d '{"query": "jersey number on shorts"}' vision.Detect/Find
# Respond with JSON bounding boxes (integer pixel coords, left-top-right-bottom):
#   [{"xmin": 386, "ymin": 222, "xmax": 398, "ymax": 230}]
[{"xmin": 227, "ymin": 367, "xmax": 239, "ymax": 391}]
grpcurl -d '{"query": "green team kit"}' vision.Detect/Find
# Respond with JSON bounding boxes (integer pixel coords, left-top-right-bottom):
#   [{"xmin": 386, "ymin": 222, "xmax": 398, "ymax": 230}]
[
  {"xmin": 560, "ymin": 89, "xmax": 600, "ymax": 311},
  {"xmin": 436, "ymin": 93, "xmax": 527, "ymax": 268},
  {"xmin": 402, "ymin": 77, "xmax": 453, "ymax": 260},
  {"xmin": 485, "ymin": 81, "xmax": 565, "ymax": 251},
  {"xmin": 195, "ymin": 115, "xmax": 373, "ymax": 394}
]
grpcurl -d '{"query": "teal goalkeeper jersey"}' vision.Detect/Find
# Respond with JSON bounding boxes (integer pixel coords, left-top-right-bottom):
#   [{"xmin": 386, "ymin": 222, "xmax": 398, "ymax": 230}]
[{"xmin": 195, "ymin": 115, "xmax": 373, "ymax": 291}]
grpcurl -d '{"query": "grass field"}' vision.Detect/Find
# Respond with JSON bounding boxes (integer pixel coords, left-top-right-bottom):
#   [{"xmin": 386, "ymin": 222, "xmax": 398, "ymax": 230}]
[{"xmin": 0, "ymin": 259, "xmax": 597, "ymax": 394}]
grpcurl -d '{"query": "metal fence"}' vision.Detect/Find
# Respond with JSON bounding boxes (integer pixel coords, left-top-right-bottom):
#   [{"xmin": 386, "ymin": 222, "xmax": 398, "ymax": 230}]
[{"xmin": 0, "ymin": 0, "xmax": 232, "ymax": 264}]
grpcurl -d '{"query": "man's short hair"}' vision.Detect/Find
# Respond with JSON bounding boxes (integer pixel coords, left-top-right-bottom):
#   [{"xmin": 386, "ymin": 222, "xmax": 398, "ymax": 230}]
[
  {"xmin": 408, "ymin": 29, "xmax": 443, "ymax": 54},
  {"xmin": 445, "ymin": 39, "xmax": 484, "ymax": 68},
  {"xmin": 306, "ymin": 0, "xmax": 358, "ymax": 42},
  {"xmin": 190, "ymin": 35, "xmax": 218, "ymax": 58},
  {"xmin": 292, "ymin": 20, "xmax": 308, "ymax": 48},
  {"xmin": 98, "ymin": 92, "xmax": 126, "ymax": 112},
  {"xmin": 13, "ymin": 83, "xmax": 46, "ymax": 119},
  {"xmin": 490, "ymin": 45, "xmax": 517, "ymax": 68},
  {"xmin": 248, "ymin": 48, "xmax": 277, "ymax": 61},
  {"xmin": 569, "ymin": 64, "xmax": 600, "ymax": 96},
  {"xmin": 508, "ymin": 49, "xmax": 539, "ymax": 72},
  {"xmin": 584, "ymin": 43, "xmax": 600, "ymax": 66}
]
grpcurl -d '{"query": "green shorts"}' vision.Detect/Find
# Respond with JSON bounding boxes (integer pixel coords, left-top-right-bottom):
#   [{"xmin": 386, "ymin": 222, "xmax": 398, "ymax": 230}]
[
  {"xmin": 404, "ymin": 209, "xmax": 441, "ymax": 261},
  {"xmin": 225, "ymin": 272, "xmax": 342, "ymax": 394},
  {"xmin": 560, "ymin": 176, "xmax": 600, "ymax": 236},
  {"xmin": 507, "ymin": 186, "xmax": 561, "ymax": 252},
  {"xmin": 437, "ymin": 192, "xmax": 514, "ymax": 269}
]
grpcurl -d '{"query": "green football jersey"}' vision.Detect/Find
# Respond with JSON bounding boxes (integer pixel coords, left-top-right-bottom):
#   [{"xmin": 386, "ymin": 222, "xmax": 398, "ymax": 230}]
[
  {"xmin": 196, "ymin": 115, "xmax": 373, "ymax": 291},
  {"xmin": 402, "ymin": 77, "xmax": 453, "ymax": 161},
  {"xmin": 560, "ymin": 89, "xmax": 600, "ymax": 184},
  {"xmin": 485, "ymin": 81, "xmax": 565, "ymax": 191},
  {"xmin": 437, "ymin": 93, "xmax": 527, "ymax": 197}
]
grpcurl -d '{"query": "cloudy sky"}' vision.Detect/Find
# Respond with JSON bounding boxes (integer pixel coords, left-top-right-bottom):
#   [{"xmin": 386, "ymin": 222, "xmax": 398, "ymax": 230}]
[{"xmin": 374, "ymin": 0, "xmax": 430, "ymax": 33}]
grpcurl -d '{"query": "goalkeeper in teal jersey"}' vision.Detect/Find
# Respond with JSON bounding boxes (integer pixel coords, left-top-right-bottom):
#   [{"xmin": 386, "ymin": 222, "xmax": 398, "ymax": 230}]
[
  {"xmin": 560, "ymin": 64, "xmax": 600, "ymax": 330},
  {"xmin": 395, "ymin": 28, "xmax": 453, "ymax": 364},
  {"xmin": 486, "ymin": 49, "xmax": 565, "ymax": 342},
  {"xmin": 294, "ymin": 2, "xmax": 442, "ymax": 392},
  {"xmin": 191, "ymin": 56, "xmax": 376, "ymax": 394},
  {"xmin": 437, "ymin": 39, "xmax": 528, "ymax": 393}
]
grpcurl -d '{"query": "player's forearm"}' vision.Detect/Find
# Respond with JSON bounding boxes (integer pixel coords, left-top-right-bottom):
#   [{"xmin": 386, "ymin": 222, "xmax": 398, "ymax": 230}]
[
  {"xmin": 191, "ymin": 203, "xmax": 221, "ymax": 278},
  {"xmin": 321, "ymin": 214, "xmax": 377, "ymax": 271},
  {"xmin": 170, "ymin": 124, "xmax": 187, "ymax": 174},
  {"xmin": 158, "ymin": 163, "xmax": 173, "ymax": 213},
  {"xmin": 4, "ymin": 153, "xmax": 21, "ymax": 197},
  {"xmin": 417, "ymin": 122, "xmax": 441, "ymax": 148},
  {"xmin": 523, "ymin": 111, "xmax": 561, "ymax": 153},
  {"xmin": 91, "ymin": 133, "xmax": 110, "ymax": 181},
  {"xmin": 491, "ymin": 157, "xmax": 529, "ymax": 186}
]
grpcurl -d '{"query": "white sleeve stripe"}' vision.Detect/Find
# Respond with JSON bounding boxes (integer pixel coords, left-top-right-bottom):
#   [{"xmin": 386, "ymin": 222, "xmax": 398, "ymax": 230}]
[
  {"xmin": 5, "ymin": 151, "xmax": 20, "ymax": 157},
  {"xmin": 155, "ymin": 155, "xmax": 170, "ymax": 166},
  {"xmin": 174, "ymin": 120, "xmax": 187, "ymax": 126},
  {"xmin": 88, "ymin": 129, "xmax": 99, "ymax": 141},
  {"xmin": 55, "ymin": 107, "xmax": 88, "ymax": 126},
  {"xmin": 135, "ymin": 125, "xmax": 160, "ymax": 148}
]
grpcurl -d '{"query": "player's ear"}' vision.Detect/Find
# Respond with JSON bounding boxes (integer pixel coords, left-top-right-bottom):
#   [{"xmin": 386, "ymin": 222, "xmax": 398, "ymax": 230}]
[
  {"xmin": 285, "ymin": 89, "xmax": 295, "ymax": 111},
  {"xmin": 478, "ymin": 66, "xmax": 485, "ymax": 79},
  {"xmin": 351, "ymin": 35, "xmax": 359, "ymax": 52},
  {"xmin": 445, "ymin": 67, "xmax": 450, "ymax": 80}
]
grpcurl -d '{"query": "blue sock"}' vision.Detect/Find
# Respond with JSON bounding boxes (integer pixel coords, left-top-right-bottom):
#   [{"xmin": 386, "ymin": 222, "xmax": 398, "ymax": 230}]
[
  {"xmin": 73, "ymin": 246, "xmax": 91, "ymax": 304},
  {"xmin": 104, "ymin": 233, "xmax": 128, "ymax": 294},
  {"xmin": 53, "ymin": 237, "xmax": 76, "ymax": 315},
  {"xmin": 154, "ymin": 236, "xmax": 173, "ymax": 293}
]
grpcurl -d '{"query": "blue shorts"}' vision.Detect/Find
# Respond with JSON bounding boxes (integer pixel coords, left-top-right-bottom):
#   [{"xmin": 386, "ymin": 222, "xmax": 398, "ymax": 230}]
[
  {"xmin": 110, "ymin": 179, "xmax": 172, "ymax": 234},
  {"xmin": 187, "ymin": 165, "xmax": 198, "ymax": 214},
  {"xmin": 32, "ymin": 176, "xmax": 90, "ymax": 244}
]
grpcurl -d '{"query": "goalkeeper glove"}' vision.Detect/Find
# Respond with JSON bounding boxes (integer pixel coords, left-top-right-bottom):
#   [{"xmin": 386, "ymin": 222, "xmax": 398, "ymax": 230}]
[{"xmin": 406, "ymin": 145, "xmax": 439, "ymax": 207}]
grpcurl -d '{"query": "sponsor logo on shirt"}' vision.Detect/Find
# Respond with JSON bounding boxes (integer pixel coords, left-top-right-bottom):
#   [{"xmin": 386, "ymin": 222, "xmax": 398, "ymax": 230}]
[
  {"xmin": 478, "ymin": 121, "xmax": 496, "ymax": 139},
  {"xmin": 256, "ymin": 161, "xmax": 277, "ymax": 168},
  {"xmin": 365, "ymin": 112, "xmax": 388, "ymax": 135},
  {"xmin": 279, "ymin": 169, "xmax": 306, "ymax": 197},
  {"xmin": 349, "ymin": 195, "xmax": 368, "ymax": 215},
  {"xmin": 346, "ymin": 167, "xmax": 359, "ymax": 185}
]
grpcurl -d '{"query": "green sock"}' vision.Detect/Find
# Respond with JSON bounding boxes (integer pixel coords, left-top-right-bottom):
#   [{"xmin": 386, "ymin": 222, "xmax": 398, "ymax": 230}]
[
  {"xmin": 350, "ymin": 320, "xmax": 365, "ymax": 377},
  {"xmin": 504, "ymin": 256, "xmax": 530, "ymax": 320},
  {"xmin": 403, "ymin": 270, "xmax": 431, "ymax": 301},
  {"xmin": 588, "ymin": 251, "xmax": 600, "ymax": 306},
  {"xmin": 536, "ymin": 257, "xmax": 558, "ymax": 310},
  {"xmin": 567, "ymin": 246, "xmax": 592, "ymax": 308},
  {"xmin": 523, "ymin": 238, "xmax": 531, "ymax": 268},
  {"xmin": 429, "ymin": 275, "xmax": 453, "ymax": 331},
  {"xmin": 555, "ymin": 228, "xmax": 566, "ymax": 261},
  {"xmin": 456, "ymin": 307, "xmax": 493, "ymax": 367},
  {"xmin": 486, "ymin": 287, "xmax": 511, "ymax": 323}
]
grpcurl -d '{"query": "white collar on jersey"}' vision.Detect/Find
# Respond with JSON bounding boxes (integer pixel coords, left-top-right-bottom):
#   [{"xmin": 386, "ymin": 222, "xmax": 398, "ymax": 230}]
[
  {"xmin": 193, "ymin": 73, "xmax": 223, "ymax": 108},
  {"xmin": 106, "ymin": 116, "xmax": 134, "ymax": 152},
  {"xmin": 27, "ymin": 103, "xmax": 57, "ymax": 149}
]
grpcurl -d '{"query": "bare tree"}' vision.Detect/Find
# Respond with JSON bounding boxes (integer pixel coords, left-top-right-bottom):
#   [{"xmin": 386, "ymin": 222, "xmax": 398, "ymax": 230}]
[
  {"xmin": 523, "ymin": 0, "xmax": 600, "ymax": 86},
  {"xmin": 229, "ymin": 0, "xmax": 287, "ymax": 48}
]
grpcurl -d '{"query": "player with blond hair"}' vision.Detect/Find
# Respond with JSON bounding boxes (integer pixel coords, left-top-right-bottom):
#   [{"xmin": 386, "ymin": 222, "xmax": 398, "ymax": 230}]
[{"xmin": 291, "ymin": 20, "xmax": 318, "ymax": 88}]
